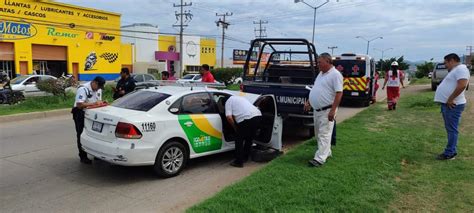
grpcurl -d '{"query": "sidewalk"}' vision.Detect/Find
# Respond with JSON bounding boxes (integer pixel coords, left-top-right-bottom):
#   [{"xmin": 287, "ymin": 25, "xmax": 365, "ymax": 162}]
[{"xmin": 0, "ymin": 108, "xmax": 70, "ymax": 123}]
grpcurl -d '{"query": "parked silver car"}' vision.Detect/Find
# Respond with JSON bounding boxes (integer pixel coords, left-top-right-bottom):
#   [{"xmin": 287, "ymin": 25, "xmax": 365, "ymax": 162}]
[
  {"xmin": 431, "ymin": 63, "xmax": 448, "ymax": 91},
  {"xmin": 10, "ymin": 75, "xmax": 57, "ymax": 96},
  {"xmin": 114, "ymin": 73, "xmax": 157, "ymax": 90}
]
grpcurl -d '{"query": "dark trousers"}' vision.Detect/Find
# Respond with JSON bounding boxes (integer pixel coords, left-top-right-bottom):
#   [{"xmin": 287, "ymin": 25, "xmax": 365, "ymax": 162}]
[
  {"xmin": 331, "ymin": 120, "xmax": 336, "ymax": 146},
  {"xmin": 72, "ymin": 107, "xmax": 87, "ymax": 159},
  {"xmin": 235, "ymin": 116, "xmax": 262, "ymax": 164}
]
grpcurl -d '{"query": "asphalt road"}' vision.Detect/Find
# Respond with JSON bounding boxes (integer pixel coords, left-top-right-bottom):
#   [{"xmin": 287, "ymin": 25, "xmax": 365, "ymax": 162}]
[{"xmin": 0, "ymin": 84, "xmax": 389, "ymax": 213}]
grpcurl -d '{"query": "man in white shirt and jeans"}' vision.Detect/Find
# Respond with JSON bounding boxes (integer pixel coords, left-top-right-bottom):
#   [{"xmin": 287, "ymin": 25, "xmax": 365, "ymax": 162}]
[
  {"xmin": 434, "ymin": 53, "xmax": 470, "ymax": 160},
  {"xmin": 224, "ymin": 95, "xmax": 262, "ymax": 168},
  {"xmin": 305, "ymin": 53, "xmax": 343, "ymax": 167}
]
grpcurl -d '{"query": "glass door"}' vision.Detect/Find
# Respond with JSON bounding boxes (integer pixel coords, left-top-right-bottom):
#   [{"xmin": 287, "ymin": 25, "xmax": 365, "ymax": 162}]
[
  {"xmin": 0, "ymin": 61, "xmax": 14, "ymax": 79},
  {"xmin": 33, "ymin": 61, "xmax": 48, "ymax": 75}
]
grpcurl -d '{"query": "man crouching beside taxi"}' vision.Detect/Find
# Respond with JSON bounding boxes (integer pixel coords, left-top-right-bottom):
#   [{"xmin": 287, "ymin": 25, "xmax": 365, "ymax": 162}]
[{"xmin": 71, "ymin": 76, "xmax": 106, "ymax": 164}]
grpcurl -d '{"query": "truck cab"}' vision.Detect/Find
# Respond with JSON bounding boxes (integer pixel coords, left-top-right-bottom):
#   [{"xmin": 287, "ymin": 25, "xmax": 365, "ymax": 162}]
[{"xmin": 333, "ymin": 53, "xmax": 376, "ymax": 106}]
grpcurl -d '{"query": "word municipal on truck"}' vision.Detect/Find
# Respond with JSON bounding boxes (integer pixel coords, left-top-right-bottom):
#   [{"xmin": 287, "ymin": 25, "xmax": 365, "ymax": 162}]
[{"xmin": 276, "ymin": 96, "xmax": 307, "ymax": 105}]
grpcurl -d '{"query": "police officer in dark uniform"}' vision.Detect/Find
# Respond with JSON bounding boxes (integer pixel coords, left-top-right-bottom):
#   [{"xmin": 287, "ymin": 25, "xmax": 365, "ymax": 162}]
[
  {"xmin": 113, "ymin": 68, "xmax": 136, "ymax": 100},
  {"xmin": 72, "ymin": 76, "xmax": 105, "ymax": 164}
]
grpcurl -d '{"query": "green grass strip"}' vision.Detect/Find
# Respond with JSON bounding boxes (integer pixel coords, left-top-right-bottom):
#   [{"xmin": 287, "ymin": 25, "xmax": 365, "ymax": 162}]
[
  {"xmin": 409, "ymin": 77, "xmax": 431, "ymax": 85},
  {"xmin": 188, "ymin": 90, "xmax": 474, "ymax": 212},
  {"xmin": 0, "ymin": 85, "xmax": 115, "ymax": 116}
]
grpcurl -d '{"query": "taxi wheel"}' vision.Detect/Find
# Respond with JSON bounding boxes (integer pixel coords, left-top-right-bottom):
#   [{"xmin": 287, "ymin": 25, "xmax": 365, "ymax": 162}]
[{"xmin": 154, "ymin": 141, "xmax": 188, "ymax": 178}]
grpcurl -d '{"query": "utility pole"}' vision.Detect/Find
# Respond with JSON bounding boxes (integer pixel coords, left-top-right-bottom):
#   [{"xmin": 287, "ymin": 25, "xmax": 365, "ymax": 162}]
[
  {"xmin": 216, "ymin": 12, "xmax": 232, "ymax": 68},
  {"xmin": 328, "ymin": 46, "xmax": 337, "ymax": 55},
  {"xmin": 253, "ymin": 20, "xmax": 268, "ymax": 60},
  {"xmin": 253, "ymin": 20, "xmax": 268, "ymax": 39},
  {"xmin": 467, "ymin": 45, "xmax": 473, "ymax": 55},
  {"xmin": 173, "ymin": 0, "xmax": 192, "ymax": 77}
]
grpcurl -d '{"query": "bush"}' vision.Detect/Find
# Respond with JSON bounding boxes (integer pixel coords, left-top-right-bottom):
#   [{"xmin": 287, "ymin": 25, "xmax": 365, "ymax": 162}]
[
  {"xmin": 37, "ymin": 77, "xmax": 77, "ymax": 99},
  {"xmin": 211, "ymin": 68, "xmax": 243, "ymax": 85},
  {"xmin": 415, "ymin": 61, "xmax": 434, "ymax": 78}
]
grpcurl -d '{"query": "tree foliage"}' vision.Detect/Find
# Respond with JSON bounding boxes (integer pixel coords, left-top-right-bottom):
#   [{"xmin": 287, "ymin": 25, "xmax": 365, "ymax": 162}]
[
  {"xmin": 375, "ymin": 56, "xmax": 410, "ymax": 76},
  {"xmin": 415, "ymin": 60, "xmax": 435, "ymax": 78},
  {"xmin": 211, "ymin": 68, "xmax": 243, "ymax": 85}
]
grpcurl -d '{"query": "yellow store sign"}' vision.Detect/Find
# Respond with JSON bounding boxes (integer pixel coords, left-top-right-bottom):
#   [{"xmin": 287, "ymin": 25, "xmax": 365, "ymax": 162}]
[{"xmin": 0, "ymin": 0, "xmax": 132, "ymax": 80}]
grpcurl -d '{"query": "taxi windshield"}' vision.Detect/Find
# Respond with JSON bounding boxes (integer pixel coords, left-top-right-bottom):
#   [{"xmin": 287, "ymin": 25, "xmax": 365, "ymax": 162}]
[{"xmin": 112, "ymin": 90, "xmax": 170, "ymax": 111}]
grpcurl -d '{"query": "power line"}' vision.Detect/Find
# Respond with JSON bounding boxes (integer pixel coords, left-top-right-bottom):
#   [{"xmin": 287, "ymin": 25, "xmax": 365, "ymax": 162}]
[
  {"xmin": 231, "ymin": 1, "xmax": 379, "ymax": 24},
  {"xmin": 0, "ymin": 14, "xmax": 221, "ymax": 38},
  {"xmin": 216, "ymin": 12, "xmax": 233, "ymax": 68},
  {"xmin": 0, "ymin": 17, "xmax": 227, "ymax": 49}
]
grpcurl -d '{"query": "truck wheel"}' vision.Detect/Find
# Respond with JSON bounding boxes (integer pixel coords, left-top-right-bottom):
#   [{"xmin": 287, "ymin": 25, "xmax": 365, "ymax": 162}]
[
  {"xmin": 431, "ymin": 83, "xmax": 437, "ymax": 91},
  {"xmin": 363, "ymin": 99, "xmax": 370, "ymax": 107},
  {"xmin": 154, "ymin": 141, "xmax": 188, "ymax": 178}
]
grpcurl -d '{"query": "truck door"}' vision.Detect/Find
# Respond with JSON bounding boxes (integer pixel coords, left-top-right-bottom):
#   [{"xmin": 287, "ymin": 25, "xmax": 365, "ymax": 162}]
[{"xmin": 253, "ymin": 94, "xmax": 282, "ymax": 151}]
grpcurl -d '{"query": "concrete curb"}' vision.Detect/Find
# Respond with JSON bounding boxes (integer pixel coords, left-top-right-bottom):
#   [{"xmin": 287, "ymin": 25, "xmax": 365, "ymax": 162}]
[{"xmin": 0, "ymin": 108, "xmax": 70, "ymax": 123}]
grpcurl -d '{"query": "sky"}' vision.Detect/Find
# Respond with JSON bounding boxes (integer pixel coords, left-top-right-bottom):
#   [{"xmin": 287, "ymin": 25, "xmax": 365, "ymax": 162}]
[{"xmin": 60, "ymin": 0, "xmax": 474, "ymax": 62}]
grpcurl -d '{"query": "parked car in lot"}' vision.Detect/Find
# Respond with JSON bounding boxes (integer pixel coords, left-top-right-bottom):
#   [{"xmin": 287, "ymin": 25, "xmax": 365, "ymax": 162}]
[
  {"xmin": 114, "ymin": 73, "xmax": 156, "ymax": 83},
  {"xmin": 114, "ymin": 73, "xmax": 157, "ymax": 90},
  {"xmin": 10, "ymin": 75, "xmax": 57, "ymax": 96},
  {"xmin": 232, "ymin": 76, "xmax": 243, "ymax": 84},
  {"xmin": 431, "ymin": 63, "xmax": 449, "ymax": 91},
  {"xmin": 176, "ymin": 73, "xmax": 223, "ymax": 84},
  {"xmin": 176, "ymin": 74, "xmax": 202, "ymax": 82},
  {"xmin": 81, "ymin": 86, "xmax": 282, "ymax": 178}
]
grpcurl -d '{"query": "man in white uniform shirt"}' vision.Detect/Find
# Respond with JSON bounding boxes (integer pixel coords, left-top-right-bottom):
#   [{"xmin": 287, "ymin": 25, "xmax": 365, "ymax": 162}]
[
  {"xmin": 304, "ymin": 53, "xmax": 343, "ymax": 167},
  {"xmin": 434, "ymin": 53, "xmax": 470, "ymax": 160},
  {"xmin": 224, "ymin": 95, "xmax": 262, "ymax": 168},
  {"xmin": 72, "ymin": 76, "xmax": 105, "ymax": 164}
]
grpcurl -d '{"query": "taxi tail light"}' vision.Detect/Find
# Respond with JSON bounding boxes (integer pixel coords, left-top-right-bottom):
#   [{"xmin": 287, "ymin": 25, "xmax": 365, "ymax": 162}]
[{"xmin": 115, "ymin": 122, "xmax": 142, "ymax": 139}]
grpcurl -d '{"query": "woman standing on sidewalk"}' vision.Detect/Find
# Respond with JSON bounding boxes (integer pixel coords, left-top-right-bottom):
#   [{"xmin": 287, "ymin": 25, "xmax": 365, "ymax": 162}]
[{"xmin": 382, "ymin": 61, "xmax": 405, "ymax": 110}]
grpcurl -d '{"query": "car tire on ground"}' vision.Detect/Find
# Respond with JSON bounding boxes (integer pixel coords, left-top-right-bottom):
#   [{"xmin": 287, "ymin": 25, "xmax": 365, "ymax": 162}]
[
  {"xmin": 153, "ymin": 141, "xmax": 188, "ymax": 178},
  {"xmin": 431, "ymin": 83, "xmax": 437, "ymax": 91}
]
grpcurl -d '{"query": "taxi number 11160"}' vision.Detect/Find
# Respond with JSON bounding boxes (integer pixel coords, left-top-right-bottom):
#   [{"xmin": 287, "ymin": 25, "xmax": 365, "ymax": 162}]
[{"xmin": 142, "ymin": 122, "xmax": 156, "ymax": 132}]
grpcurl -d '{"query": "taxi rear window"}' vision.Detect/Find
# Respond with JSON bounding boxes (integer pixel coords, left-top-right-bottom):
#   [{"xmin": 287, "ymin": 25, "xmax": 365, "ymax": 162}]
[{"xmin": 112, "ymin": 90, "xmax": 170, "ymax": 111}]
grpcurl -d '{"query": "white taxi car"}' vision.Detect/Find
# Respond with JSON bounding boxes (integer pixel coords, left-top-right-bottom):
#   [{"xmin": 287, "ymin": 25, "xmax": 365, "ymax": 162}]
[{"xmin": 81, "ymin": 85, "xmax": 282, "ymax": 178}]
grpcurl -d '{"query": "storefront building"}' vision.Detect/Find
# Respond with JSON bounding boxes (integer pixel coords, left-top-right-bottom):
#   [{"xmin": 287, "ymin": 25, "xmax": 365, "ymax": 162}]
[
  {"xmin": 156, "ymin": 35, "xmax": 217, "ymax": 76},
  {"xmin": 0, "ymin": 0, "xmax": 132, "ymax": 80}
]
